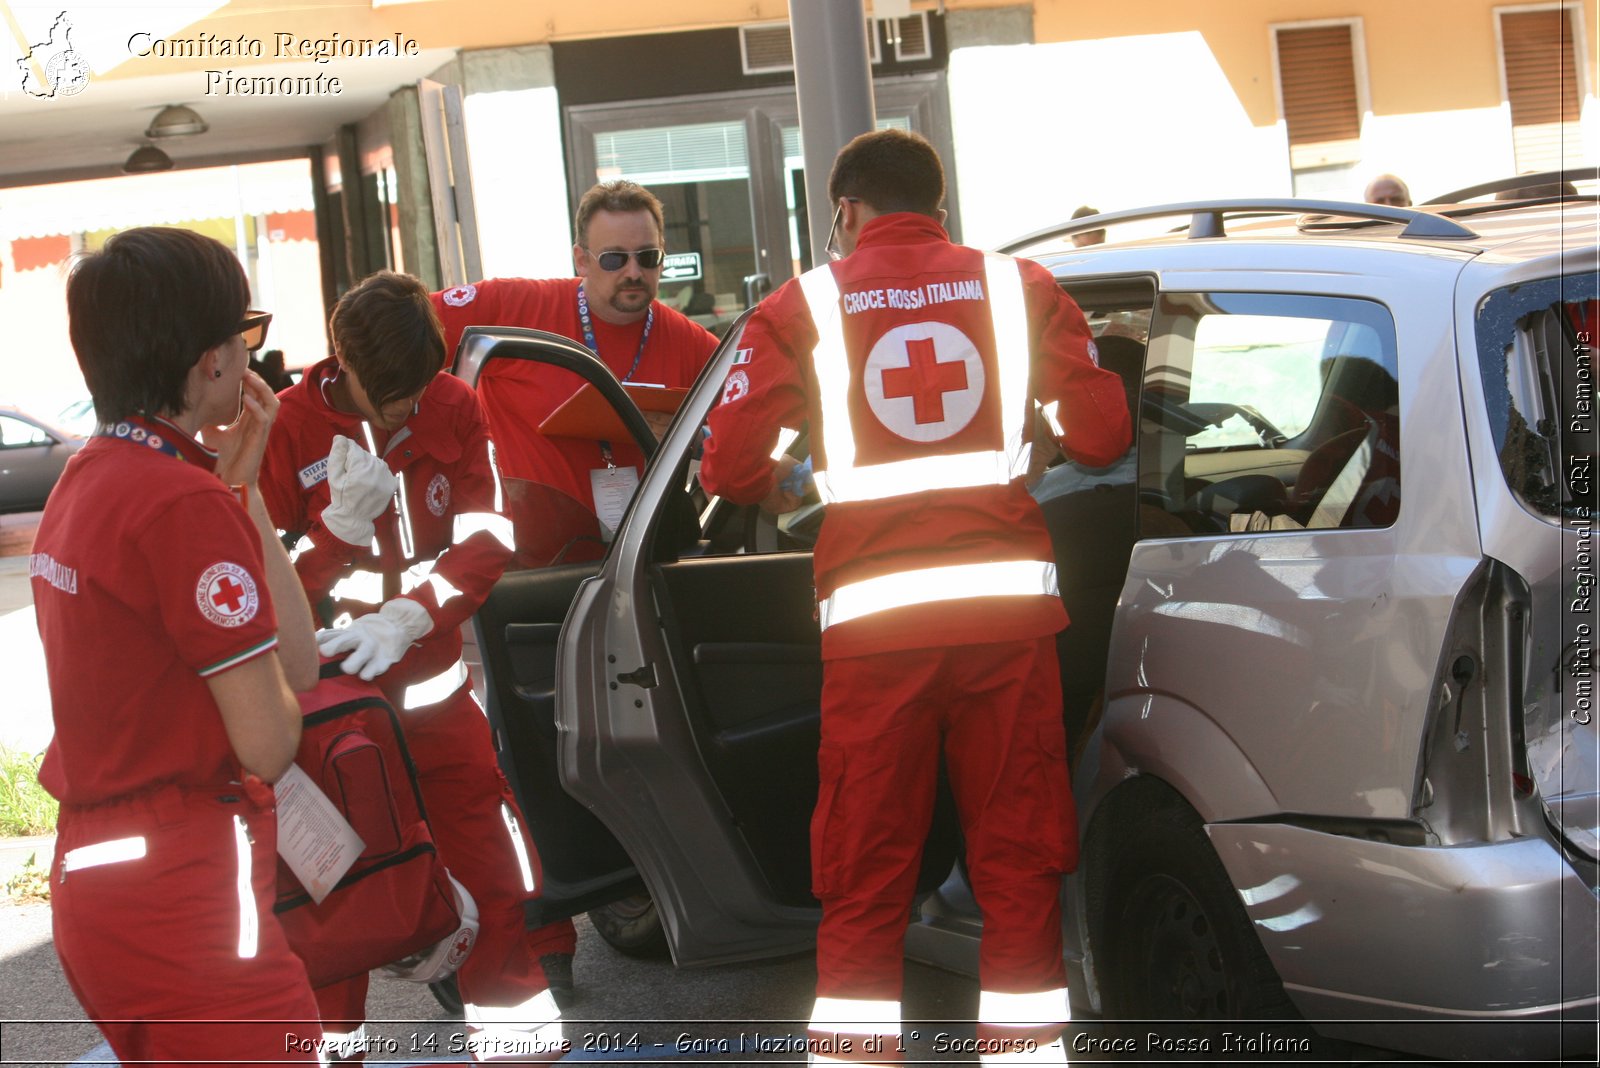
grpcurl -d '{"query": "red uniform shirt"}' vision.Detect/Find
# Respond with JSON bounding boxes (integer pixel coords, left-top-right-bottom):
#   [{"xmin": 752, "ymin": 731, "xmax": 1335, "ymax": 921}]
[
  {"xmin": 430, "ymin": 277, "xmax": 718, "ymax": 513},
  {"xmin": 702, "ymin": 213, "xmax": 1131, "ymax": 659},
  {"xmin": 33, "ymin": 417, "xmax": 280, "ymax": 805},
  {"xmin": 260, "ymin": 358, "xmax": 512, "ymax": 685}
]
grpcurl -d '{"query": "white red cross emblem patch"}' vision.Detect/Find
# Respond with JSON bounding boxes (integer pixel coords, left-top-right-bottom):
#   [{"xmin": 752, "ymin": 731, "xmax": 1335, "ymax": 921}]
[
  {"xmin": 864, "ymin": 322, "xmax": 986, "ymax": 442},
  {"xmin": 196, "ymin": 562, "xmax": 260, "ymax": 628}
]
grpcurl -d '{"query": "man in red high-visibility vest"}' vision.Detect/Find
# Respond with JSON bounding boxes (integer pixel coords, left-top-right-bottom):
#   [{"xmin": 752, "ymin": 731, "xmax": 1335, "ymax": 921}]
[{"xmin": 701, "ymin": 129, "xmax": 1131, "ymax": 1065}]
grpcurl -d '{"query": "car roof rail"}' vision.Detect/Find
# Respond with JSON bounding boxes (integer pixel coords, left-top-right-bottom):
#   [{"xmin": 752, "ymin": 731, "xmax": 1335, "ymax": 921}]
[
  {"xmin": 1421, "ymin": 167, "xmax": 1598, "ymax": 205},
  {"xmin": 995, "ymin": 198, "xmax": 1478, "ymax": 254}
]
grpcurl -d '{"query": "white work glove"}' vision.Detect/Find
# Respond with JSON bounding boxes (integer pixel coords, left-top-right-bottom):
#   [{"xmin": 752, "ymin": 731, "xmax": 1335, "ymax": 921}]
[
  {"xmin": 320, "ymin": 435, "xmax": 397, "ymax": 546},
  {"xmin": 317, "ymin": 597, "xmax": 434, "ymax": 681}
]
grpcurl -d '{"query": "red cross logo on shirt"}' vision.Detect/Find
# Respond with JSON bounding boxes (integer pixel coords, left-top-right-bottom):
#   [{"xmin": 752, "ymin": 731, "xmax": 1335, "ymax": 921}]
[
  {"xmin": 210, "ymin": 576, "xmax": 246, "ymax": 613},
  {"xmin": 880, "ymin": 337, "xmax": 970, "ymax": 424},
  {"xmin": 195, "ymin": 562, "xmax": 260, "ymax": 628}
]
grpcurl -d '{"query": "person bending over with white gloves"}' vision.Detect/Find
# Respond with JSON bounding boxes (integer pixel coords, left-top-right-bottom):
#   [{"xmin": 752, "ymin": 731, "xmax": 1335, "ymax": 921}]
[{"xmin": 260, "ymin": 270, "xmax": 562, "ymax": 1064}]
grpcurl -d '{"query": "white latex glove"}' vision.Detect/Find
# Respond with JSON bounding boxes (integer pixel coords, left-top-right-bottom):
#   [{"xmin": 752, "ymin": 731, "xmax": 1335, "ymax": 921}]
[
  {"xmin": 320, "ymin": 435, "xmax": 397, "ymax": 546},
  {"xmin": 316, "ymin": 597, "xmax": 434, "ymax": 681}
]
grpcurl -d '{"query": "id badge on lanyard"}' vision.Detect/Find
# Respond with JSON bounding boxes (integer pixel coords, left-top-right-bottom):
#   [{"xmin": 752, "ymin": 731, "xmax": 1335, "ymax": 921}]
[
  {"xmin": 578, "ymin": 284, "xmax": 651, "ymax": 540},
  {"xmin": 591, "ymin": 463, "xmax": 639, "ymax": 540}
]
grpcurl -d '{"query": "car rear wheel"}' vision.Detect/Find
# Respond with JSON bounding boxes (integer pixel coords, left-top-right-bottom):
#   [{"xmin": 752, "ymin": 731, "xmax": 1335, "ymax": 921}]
[
  {"xmin": 428, "ymin": 973, "xmax": 462, "ymax": 1016},
  {"xmin": 1091, "ymin": 778, "xmax": 1297, "ymax": 1021},
  {"xmin": 588, "ymin": 892, "xmax": 670, "ymax": 959}
]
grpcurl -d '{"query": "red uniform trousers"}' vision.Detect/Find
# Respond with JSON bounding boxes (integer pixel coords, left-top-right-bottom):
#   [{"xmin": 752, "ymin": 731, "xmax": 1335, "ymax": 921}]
[
  {"xmin": 315, "ymin": 683, "xmax": 557, "ymax": 1046},
  {"xmin": 812, "ymin": 635, "xmax": 1074, "ymax": 1001},
  {"xmin": 51, "ymin": 782, "xmax": 323, "ymax": 1066}
]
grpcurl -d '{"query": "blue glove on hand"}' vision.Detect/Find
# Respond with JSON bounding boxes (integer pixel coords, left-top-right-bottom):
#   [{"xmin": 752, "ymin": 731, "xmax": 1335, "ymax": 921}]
[{"xmin": 779, "ymin": 456, "xmax": 814, "ymax": 497}]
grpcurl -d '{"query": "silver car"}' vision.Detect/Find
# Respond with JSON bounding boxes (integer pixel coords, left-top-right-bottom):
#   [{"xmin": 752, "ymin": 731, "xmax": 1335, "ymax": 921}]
[
  {"xmin": 454, "ymin": 171, "xmax": 1596, "ymax": 1059},
  {"xmin": 0, "ymin": 406, "xmax": 84, "ymax": 514}
]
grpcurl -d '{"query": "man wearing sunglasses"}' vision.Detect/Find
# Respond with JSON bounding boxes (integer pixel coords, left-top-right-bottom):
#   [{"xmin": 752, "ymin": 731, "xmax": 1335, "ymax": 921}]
[
  {"xmin": 700, "ymin": 130, "xmax": 1131, "ymax": 1065},
  {"xmin": 428, "ymin": 179, "xmax": 713, "ymax": 992},
  {"xmin": 431, "ymin": 180, "xmax": 718, "ymax": 571}
]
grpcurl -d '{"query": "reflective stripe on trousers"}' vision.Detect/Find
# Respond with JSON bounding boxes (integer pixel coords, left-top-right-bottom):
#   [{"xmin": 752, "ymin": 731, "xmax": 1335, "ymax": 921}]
[
  {"xmin": 56, "ymin": 803, "xmax": 262, "ymax": 964},
  {"xmin": 798, "ymin": 253, "xmax": 1034, "ymax": 507},
  {"xmin": 975, "ymin": 988, "xmax": 1069, "ymax": 1065},
  {"xmin": 808, "ymin": 996, "xmax": 902, "ymax": 1065},
  {"xmin": 403, "ymin": 658, "xmax": 469, "ymax": 710},
  {"xmin": 464, "ymin": 987, "xmax": 564, "ymax": 1062}
]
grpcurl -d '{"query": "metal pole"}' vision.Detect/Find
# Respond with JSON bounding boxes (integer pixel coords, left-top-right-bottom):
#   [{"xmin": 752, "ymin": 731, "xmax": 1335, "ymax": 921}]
[{"xmin": 790, "ymin": 0, "xmax": 876, "ymax": 268}]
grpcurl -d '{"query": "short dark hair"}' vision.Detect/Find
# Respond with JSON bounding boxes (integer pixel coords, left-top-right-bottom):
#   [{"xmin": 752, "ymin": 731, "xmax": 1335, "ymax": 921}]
[
  {"xmin": 828, "ymin": 128, "xmax": 945, "ymax": 216},
  {"xmin": 329, "ymin": 271, "xmax": 445, "ymax": 407},
  {"xmin": 574, "ymin": 180, "xmax": 665, "ymax": 247},
  {"xmin": 1071, "ymin": 205, "xmax": 1099, "ymax": 220},
  {"xmin": 67, "ymin": 226, "xmax": 249, "ymax": 423}
]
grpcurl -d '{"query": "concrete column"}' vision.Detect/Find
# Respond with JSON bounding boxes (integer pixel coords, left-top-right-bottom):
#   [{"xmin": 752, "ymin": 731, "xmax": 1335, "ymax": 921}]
[{"xmin": 789, "ymin": 0, "xmax": 876, "ymax": 268}]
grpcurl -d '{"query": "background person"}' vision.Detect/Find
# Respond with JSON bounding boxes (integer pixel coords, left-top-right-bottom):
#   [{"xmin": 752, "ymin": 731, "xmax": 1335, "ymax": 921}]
[
  {"xmin": 259, "ymin": 270, "xmax": 561, "ymax": 1061},
  {"xmin": 34, "ymin": 226, "xmax": 323, "ymax": 1064},
  {"xmin": 430, "ymin": 179, "xmax": 719, "ymax": 570},
  {"xmin": 251, "ymin": 347, "xmax": 297, "ymax": 391},
  {"xmin": 700, "ymin": 130, "xmax": 1131, "ymax": 1064},
  {"xmin": 1363, "ymin": 173, "xmax": 1411, "ymax": 207},
  {"xmin": 1070, "ymin": 204, "xmax": 1106, "ymax": 247}
]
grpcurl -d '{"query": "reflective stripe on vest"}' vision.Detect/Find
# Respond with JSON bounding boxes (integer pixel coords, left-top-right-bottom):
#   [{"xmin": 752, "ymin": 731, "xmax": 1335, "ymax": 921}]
[
  {"xmin": 818, "ymin": 559, "xmax": 1059, "ymax": 631},
  {"xmin": 799, "ymin": 253, "xmax": 1034, "ymax": 505}
]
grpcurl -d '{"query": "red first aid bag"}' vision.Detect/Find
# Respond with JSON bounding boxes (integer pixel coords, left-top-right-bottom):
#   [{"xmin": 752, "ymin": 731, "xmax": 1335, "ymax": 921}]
[{"xmin": 273, "ymin": 662, "xmax": 465, "ymax": 988}]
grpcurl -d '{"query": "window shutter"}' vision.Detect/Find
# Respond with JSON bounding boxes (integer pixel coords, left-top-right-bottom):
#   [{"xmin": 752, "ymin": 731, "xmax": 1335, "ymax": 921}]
[
  {"xmin": 1277, "ymin": 25, "xmax": 1362, "ymax": 170},
  {"xmin": 1502, "ymin": 8, "xmax": 1583, "ymax": 173}
]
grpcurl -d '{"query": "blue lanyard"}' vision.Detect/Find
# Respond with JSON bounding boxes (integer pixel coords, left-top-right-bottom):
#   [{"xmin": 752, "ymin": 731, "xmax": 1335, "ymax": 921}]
[
  {"xmin": 576, "ymin": 283, "xmax": 653, "ymax": 382},
  {"xmin": 96, "ymin": 419, "xmax": 185, "ymax": 461}
]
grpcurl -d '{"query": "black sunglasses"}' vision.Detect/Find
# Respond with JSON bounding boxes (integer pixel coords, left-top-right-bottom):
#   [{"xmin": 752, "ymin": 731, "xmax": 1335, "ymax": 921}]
[
  {"xmin": 588, "ymin": 247, "xmax": 665, "ymax": 272},
  {"xmin": 237, "ymin": 310, "xmax": 272, "ymax": 352}
]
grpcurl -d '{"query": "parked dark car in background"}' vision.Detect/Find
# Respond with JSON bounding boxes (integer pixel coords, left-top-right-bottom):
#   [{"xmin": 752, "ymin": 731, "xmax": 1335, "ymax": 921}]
[{"xmin": 0, "ymin": 407, "xmax": 84, "ymax": 514}]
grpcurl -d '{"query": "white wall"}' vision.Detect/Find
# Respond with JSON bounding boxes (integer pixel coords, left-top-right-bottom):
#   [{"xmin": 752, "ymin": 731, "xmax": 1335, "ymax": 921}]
[
  {"xmin": 1355, "ymin": 106, "xmax": 1518, "ymax": 203},
  {"xmin": 464, "ymin": 87, "xmax": 574, "ymax": 280},
  {"xmin": 948, "ymin": 32, "xmax": 1289, "ymax": 249}
]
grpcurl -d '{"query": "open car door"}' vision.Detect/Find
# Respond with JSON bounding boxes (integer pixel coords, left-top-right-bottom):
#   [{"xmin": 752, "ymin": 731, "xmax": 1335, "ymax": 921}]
[
  {"xmin": 453, "ymin": 326, "xmax": 661, "ymax": 928},
  {"xmin": 553, "ymin": 318, "xmax": 961, "ymax": 967}
]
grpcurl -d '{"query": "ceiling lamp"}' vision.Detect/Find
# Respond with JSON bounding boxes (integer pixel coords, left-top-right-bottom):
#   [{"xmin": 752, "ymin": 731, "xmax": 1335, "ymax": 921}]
[
  {"xmin": 145, "ymin": 103, "xmax": 208, "ymax": 139},
  {"xmin": 123, "ymin": 144, "xmax": 174, "ymax": 174}
]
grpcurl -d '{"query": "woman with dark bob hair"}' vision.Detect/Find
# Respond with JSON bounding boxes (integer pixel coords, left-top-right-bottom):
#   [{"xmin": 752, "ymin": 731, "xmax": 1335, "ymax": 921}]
[{"xmin": 31, "ymin": 226, "xmax": 325, "ymax": 1062}]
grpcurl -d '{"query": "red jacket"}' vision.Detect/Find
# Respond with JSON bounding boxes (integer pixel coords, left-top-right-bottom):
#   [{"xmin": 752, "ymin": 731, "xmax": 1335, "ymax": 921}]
[
  {"xmin": 430, "ymin": 277, "xmax": 718, "ymax": 514},
  {"xmin": 261, "ymin": 358, "xmax": 513, "ymax": 692},
  {"xmin": 701, "ymin": 213, "xmax": 1131, "ymax": 659}
]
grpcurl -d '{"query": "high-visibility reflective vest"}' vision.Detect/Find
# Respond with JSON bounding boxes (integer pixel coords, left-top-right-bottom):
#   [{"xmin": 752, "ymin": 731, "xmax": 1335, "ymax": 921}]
[{"xmin": 797, "ymin": 254, "xmax": 1059, "ymax": 632}]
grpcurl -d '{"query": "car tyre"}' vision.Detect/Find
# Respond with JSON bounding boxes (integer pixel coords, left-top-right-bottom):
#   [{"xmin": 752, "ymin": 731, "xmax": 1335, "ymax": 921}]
[
  {"xmin": 1090, "ymin": 778, "xmax": 1298, "ymax": 1022},
  {"xmin": 428, "ymin": 973, "xmax": 463, "ymax": 1017},
  {"xmin": 588, "ymin": 892, "xmax": 670, "ymax": 959}
]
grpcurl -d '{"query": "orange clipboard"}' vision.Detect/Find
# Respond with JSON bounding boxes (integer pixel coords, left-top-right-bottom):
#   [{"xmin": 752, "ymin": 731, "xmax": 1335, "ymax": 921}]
[{"xmin": 537, "ymin": 382, "xmax": 688, "ymax": 441}]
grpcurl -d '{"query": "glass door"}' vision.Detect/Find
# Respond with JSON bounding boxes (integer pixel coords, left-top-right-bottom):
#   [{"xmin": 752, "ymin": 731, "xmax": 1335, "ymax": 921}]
[{"xmin": 566, "ymin": 76, "xmax": 953, "ymax": 335}]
